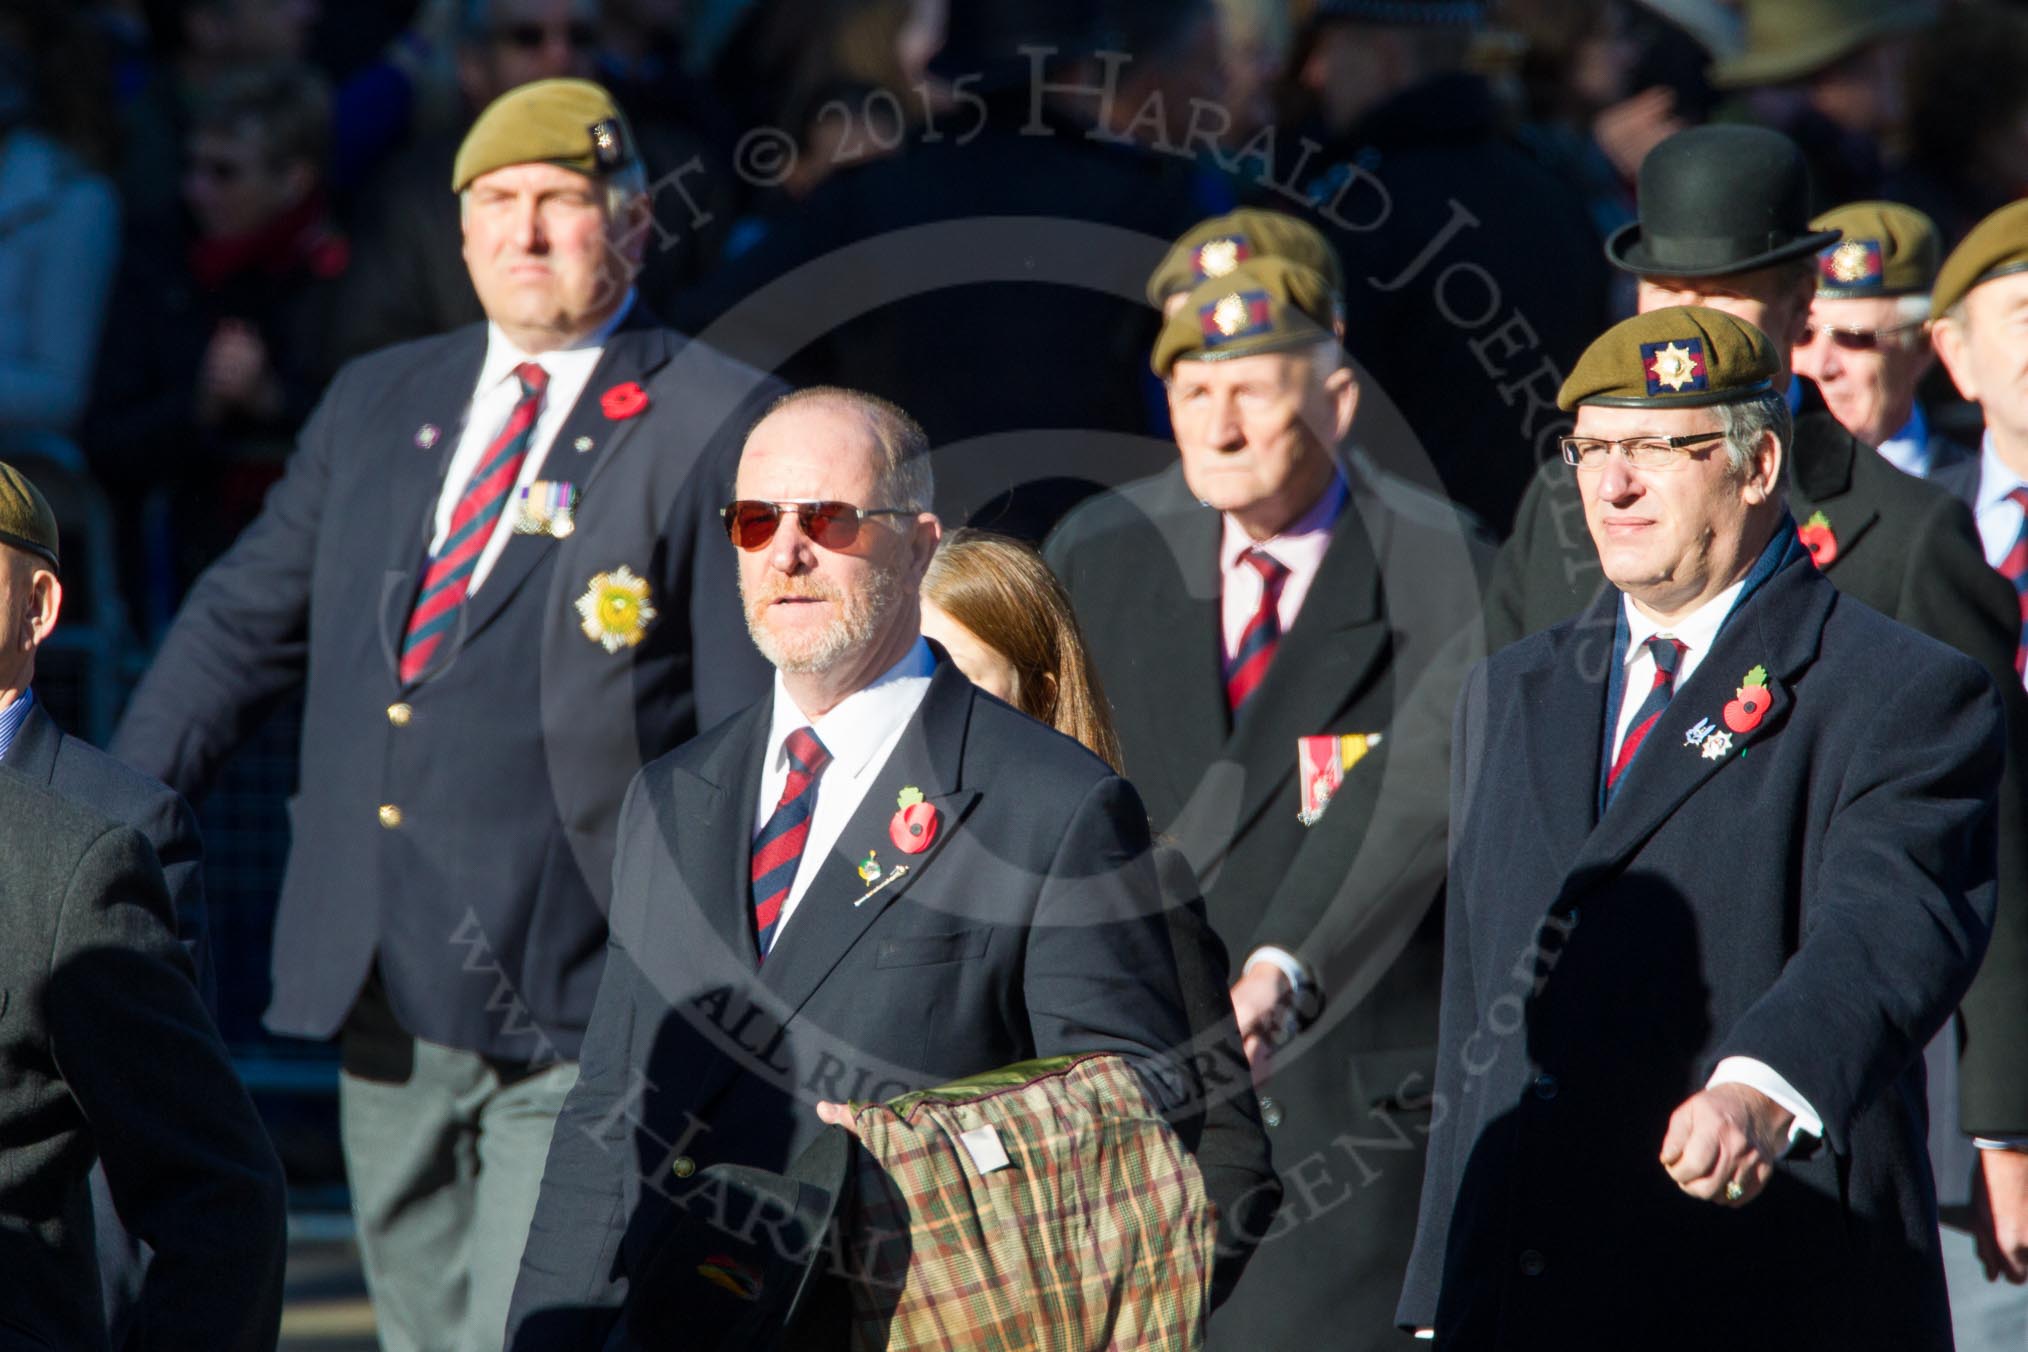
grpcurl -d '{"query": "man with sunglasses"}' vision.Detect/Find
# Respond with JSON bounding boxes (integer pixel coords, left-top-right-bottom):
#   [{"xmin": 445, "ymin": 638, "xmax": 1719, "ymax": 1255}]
[
  {"xmin": 112, "ymin": 80, "xmax": 776, "ymax": 1352},
  {"xmin": 1402, "ymin": 304, "xmax": 2003, "ymax": 1346},
  {"xmin": 1793, "ymin": 200, "xmax": 1971, "ymax": 481},
  {"xmin": 507, "ymin": 386, "xmax": 1200, "ymax": 1348}
]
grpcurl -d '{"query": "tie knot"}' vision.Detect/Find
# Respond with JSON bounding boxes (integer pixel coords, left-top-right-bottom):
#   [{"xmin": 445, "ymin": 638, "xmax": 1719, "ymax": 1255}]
[
  {"xmin": 1244, "ymin": 549, "xmax": 1290, "ymax": 585},
  {"xmin": 783, "ymin": 727, "xmax": 830, "ymax": 777},
  {"xmin": 513, "ymin": 361, "xmax": 549, "ymax": 396},
  {"xmin": 1647, "ymin": 636, "xmax": 1686, "ymax": 676}
]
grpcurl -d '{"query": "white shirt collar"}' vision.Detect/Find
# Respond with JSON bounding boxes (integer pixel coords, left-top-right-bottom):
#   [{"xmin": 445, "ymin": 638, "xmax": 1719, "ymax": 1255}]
[
  {"xmin": 1979, "ymin": 430, "xmax": 2028, "ymax": 515},
  {"xmin": 1621, "ymin": 577, "xmax": 1749, "ymax": 668},
  {"xmin": 765, "ymin": 637, "xmax": 937, "ymax": 777},
  {"xmin": 475, "ymin": 289, "xmax": 636, "ymax": 393},
  {"xmin": 1218, "ymin": 469, "xmax": 1349, "ymax": 574}
]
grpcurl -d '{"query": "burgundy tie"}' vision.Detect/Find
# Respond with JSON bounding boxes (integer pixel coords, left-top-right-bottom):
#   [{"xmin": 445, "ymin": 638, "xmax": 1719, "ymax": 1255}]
[
  {"xmin": 750, "ymin": 728, "xmax": 831, "ymax": 959},
  {"xmin": 1608, "ymin": 637, "xmax": 1687, "ymax": 794},
  {"xmin": 1999, "ymin": 487, "xmax": 2028, "ymax": 679},
  {"xmin": 399, "ymin": 361, "xmax": 548, "ymax": 683},
  {"xmin": 1227, "ymin": 549, "xmax": 1291, "ymax": 711}
]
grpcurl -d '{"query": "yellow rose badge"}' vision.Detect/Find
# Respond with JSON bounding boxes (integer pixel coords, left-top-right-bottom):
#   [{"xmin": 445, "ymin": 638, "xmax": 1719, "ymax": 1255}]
[{"xmin": 575, "ymin": 566, "xmax": 656, "ymax": 652}]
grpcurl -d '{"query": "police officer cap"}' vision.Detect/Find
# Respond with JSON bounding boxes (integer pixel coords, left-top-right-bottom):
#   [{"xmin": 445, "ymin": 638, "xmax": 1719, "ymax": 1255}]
[
  {"xmin": 1152, "ymin": 258, "xmax": 1337, "ymax": 377},
  {"xmin": 0, "ymin": 461, "xmax": 58, "ymax": 573},
  {"xmin": 1809, "ymin": 201, "xmax": 1941, "ymax": 298},
  {"xmin": 1932, "ymin": 199, "xmax": 2028, "ymax": 319},
  {"xmin": 451, "ymin": 78, "xmax": 636, "ymax": 193},
  {"xmin": 1557, "ymin": 305, "xmax": 1778, "ymax": 411},
  {"xmin": 1146, "ymin": 209, "xmax": 1346, "ymax": 308}
]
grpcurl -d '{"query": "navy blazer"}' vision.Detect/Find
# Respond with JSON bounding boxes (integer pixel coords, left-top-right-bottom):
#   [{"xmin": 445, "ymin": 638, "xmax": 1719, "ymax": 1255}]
[
  {"xmin": 111, "ymin": 312, "xmax": 781, "ymax": 1059},
  {"xmin": 506, "ymin": 662, "xmax": 1197, "ymax": 1350},
  {"xmin": 1401, "ymin": 545, "xmax": 2003, "ymax": 1349}
]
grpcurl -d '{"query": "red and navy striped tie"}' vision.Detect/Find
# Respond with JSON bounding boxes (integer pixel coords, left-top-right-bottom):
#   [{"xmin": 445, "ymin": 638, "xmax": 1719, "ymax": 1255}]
[
  {"xmin": 750, "ymin": 728, "xmax": 832, "ymax": 959},
  {"xmin": 2000, "ymin": 487, "xmax": 2028, "ymax": 679},
  {"xmin": 1608, "ymin": 636, "xmax": 1687, "ymax": 795},
  {"xmin": 399, "ymin": 361, "xmax": 548, "ymax": 684},
  {"xmin": 1227, "ymin": 549, "xmax": 1291, "ymax": 712}
]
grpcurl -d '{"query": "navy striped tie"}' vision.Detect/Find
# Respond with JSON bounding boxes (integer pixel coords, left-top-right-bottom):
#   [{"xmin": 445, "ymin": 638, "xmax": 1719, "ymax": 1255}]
[
  {"xmin": 1608, "ymin": 637, "xmax": 1686, "ymax": 796},
  {"xmin": 2000, "ymin": 487, "xmax": 2028, "ymax": 679},
  {"xmin": 400, "ymin": 361, "xmax": 548, "ymax": 683},
  {"xmin": 1227, "ymin": 549, "xmax": 1290, "ymax": 711},
  {"xmin": 750, "ymin": 728, "xmax": 831, "ymax": 958}
]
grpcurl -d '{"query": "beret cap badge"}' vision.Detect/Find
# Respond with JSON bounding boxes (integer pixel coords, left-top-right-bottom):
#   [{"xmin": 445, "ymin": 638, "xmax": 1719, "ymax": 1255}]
[
  {"xmin": 1823, "ymin": 238, "xmax": 1883, "ymax": 286},
  {"xmin": 1195, "ymin": 237, "xmax": 1250, "ymax": 280},
  {"xmin": 1641, "ymin": 338, "xmax": 1708, "ymax": 395},
  {"xmin": 589, "ymin": 118, "xmax": 624, "ymax": 170}
]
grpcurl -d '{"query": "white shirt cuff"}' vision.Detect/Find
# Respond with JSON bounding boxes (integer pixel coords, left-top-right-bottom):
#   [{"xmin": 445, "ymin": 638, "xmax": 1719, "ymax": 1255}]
[
  {"xmin": 1243, "ymin": 946, "xmax": 1310, "ymax": 1001},
  {"xmin": 1708, "ymin": 1056, "xmax": 1823, "ymax": 1147}
]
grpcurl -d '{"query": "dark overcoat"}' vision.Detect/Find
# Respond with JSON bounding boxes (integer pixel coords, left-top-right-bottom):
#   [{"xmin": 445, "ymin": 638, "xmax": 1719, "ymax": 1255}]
[
  {"xmin": 110, "ymin": 311, "xmax": 779, "ymax": 1059},
  {"xmin": 1401, "ymin": 544, "xmax": 2003, "ymax": 1349}
]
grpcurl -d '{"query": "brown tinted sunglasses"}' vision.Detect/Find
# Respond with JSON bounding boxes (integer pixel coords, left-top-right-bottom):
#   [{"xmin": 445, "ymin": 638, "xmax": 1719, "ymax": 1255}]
[{"xmin": 721, "ymin": 499, "xmax": 913, "ymax": 551}]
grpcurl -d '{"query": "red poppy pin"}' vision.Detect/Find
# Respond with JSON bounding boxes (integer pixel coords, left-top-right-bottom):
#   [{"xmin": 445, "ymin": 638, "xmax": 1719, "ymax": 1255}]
[
  {"xmin": 889, "ymin": 786, "xmax": 938, "ymax": 854},
  {"xmin": 600, "ymin": 381, "xmax": 649, "ymax": 420},
  {"xmin": 1797, "ymin": 511, "xmax": 1837, "ymax": 568},
  {"xmin": 1723, "ymin": 665, "xmax": 1772, "ymax": 734}
]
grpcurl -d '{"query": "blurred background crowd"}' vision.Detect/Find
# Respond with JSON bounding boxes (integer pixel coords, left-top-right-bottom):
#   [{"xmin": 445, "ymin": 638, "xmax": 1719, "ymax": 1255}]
[{"xmin": 6, "ymin": 0, "xmax": 2026, "ymax": 1275}]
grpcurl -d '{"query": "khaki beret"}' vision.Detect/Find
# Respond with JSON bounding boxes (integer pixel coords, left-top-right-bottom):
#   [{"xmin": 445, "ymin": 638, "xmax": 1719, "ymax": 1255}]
[
  {"xmin": 1809, "ymin": 201, "xmax": 1941, "ymax": 298},
  {"xmin": 1557, "ymin": 305, "xmax": 1778, "ymax": 411},
  {"xmin": 451, "ymin": 78, "xmax": 636, "ymax": 194},
  {"xmin": 1933, "ymin": 199, "xmax": 2028, "ymax": 319},
  {"xmin": 1152, "ymin": 258, "xmax": 1336, "ymax": 377},
  {"xmin": 1145, "ymin": 209, "xmax": 1345, "ymax": 308},
  {"xmin": 0, "ymin": 461, "xmax": 58, "ymax": 572}
]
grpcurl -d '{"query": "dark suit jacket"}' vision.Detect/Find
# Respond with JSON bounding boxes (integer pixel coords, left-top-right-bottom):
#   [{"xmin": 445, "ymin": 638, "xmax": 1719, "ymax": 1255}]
[
  {"xmin": 1932, "ymin": 446, "xmax": 1985, "ymax": 510},
  {"xmin": 0, "ymin": 766, "xmax": 286, "ymax": 1352},
  {"xmin": 505, "ymin": 663, "xmax": 1198, "ymax": 1350},
  {"xmin": 110, "ymin": 309, "xmax": 780, "ymax": 1059},
  {"xmin": 1484, "ymin": 412, "xmax": 2028, "ymax": 1151},
  {"xmin": 4, "ymin": 699, "xmax": 211, "ymax": 1009},
  {"xmin": 1403, "ymin": 546, "xmax": 2002, "ymax": 1349},
  {"xmin": 1045, "ymin": 459, "xmax": 1491, "ymax": 1350}
]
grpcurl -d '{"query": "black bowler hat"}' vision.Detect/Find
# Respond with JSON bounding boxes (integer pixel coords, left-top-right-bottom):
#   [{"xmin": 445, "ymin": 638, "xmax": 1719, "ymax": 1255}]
[
  {"xmin": 1605, "ymin": 126, "xmax": 1842, "ymax": 278},
  {"xmin": 622, "ymin": 1125, "xmax": 854, "ymax": 1349}
]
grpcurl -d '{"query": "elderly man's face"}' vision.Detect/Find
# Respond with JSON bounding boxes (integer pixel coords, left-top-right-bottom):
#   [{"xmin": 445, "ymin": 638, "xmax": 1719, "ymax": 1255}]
[
  {"xmin": 734, "ymin": 401, "xmax": 935, "ymax": 679},
  {"xmin": 462, "ymin": 161, "xmax": 632, "ymax": 348},
  {"xmin": 1574, "ymin": 403, "xmax": 1777, "ymax": 618},
  {"xmin": 1791, "ymin": 295, "xmax": 1932, "ymax": 446},
  {"xmin": 1166, "ymin": 347, "xmax": 1355, "ymax": 533},
  {"xmin": 1935, "ymin": 272, "xmax": 2028, "ymax": 445}
]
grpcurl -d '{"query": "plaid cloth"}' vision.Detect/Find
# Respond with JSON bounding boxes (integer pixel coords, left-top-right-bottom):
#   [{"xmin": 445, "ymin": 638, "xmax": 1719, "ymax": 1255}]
[{"xmin": 843, "ymin": 1054, "xmax": 1216, "ymax": 1351}]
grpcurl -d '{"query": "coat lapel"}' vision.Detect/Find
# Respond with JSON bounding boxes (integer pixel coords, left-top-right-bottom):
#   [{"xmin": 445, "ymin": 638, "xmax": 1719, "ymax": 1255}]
[
  {"xmin": 1555, "ymin": 555, "xmax": 1832, "ymax": 904},
  {"xmin": 756, "ymin": 665, "xmax": 979, "ymax": 1022},
  {"xmin": 2, "ymin": 701, "xmax": 61, "ymax": 785},
  {"xmin": 657, "ymin": 703, "xmax": 773, "ymax": 975},
  {"xmin": 1132, "ymin": 498, "xmax": 1230, "ymax": 819},
  {"xmin": 457, "ymin": 321, "xmax": 676, "ymax": 644},
  {"xmin": 1515, "ymin": 594, "xmax": 1617, "ymax": 877},
  {"xmin": 1789, "ymin": 415, "xmax": 1881, "ymax": 576},
  {"xmin": 378, "ymin": 328, "xmax": 488, "ymax": 681}
]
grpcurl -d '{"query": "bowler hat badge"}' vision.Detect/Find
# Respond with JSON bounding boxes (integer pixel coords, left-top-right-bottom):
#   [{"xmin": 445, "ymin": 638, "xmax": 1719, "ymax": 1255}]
[
  {"xmin": 1641, "ymin": 338, "xmax": 1708, "ymax": 395},
  {"xmin": 575, "ymin": 566, "xmax": 656, "ymax": 652},
  {"xmin": 415, "ymin": 423, "xmax": 441, "ymax": 449},
  {"xmin": 695, "ymin": 1254, "xmax": 763, "ymax": 1302},
  {"xmin": 589, "ymin": 118, "xmax": 626, "ymax": 170},
  {"xmin": 513, "ymin": 480, "xmax": 578, "ymax": 537},
  {"xmin": 1821, "ymin": 238, "xmax": 1883, "ymax": 288},
  {"xmin": 889, "ymin": 786, "xmax": 938, "ymax": 854},
  {"xmin": 1298, "ymin": 732, "xmax": 1384, "ymax": 826},
  {"xmin": 1797, "ymin": 511, "xmax": 1837, "ymax": 568},
  {"xmin": 1203, "ymin": 290, "xmax": 1272, "ymax": 344},
  {"xmin": 1195, "ymin": 236, "xmax": 1252, "ymax": 280}
]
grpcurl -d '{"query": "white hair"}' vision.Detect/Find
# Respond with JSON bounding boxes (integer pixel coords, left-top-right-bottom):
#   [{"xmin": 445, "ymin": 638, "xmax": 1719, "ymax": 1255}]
[{"xmin": 1714, "ymin": 392, "xmax": 1791, "ymax": 479}]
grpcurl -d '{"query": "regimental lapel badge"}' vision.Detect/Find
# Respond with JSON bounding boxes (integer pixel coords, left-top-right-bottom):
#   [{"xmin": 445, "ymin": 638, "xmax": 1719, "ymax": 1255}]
[
  {"xmin": 857, "ymin": 850, "xmax": 882, "ymax": 885},
  {"xmin": 1297, "ymin": 732, "xmax": 1384, "ymax": 826},
  {"xmin": 853, "ymin": 864, "xmax": 909, "ymax": 908},
  {"xmin": 1797, "ymin": 511, "xmax": 1838, "ymax": 568},
  {"xmin": 1700, "ymin": 729, "xmax": 1734, "ymax": 760},
  {"xmin": 574, "ymin": 566, "xmax": 656, "ymax": 652},
  {"xmin": 572, "ymin": 435, "xmax": 594, "ymax": 453},
  {"xmin": 889, "ymin": 786, "xmax": 938, "ymax": 854},
  {"xmin": 512, "ymin": 481, "xmax": 578, "ymax": 537},
  {"xmin": 414, "ymin": 423, "xmax": 441, "ymax": 449}
]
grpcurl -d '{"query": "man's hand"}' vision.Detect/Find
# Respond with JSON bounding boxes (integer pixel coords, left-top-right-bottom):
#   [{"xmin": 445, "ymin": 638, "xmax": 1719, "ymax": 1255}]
[
  {"xmin": 1972, "ymin": 1148, "xmax": 2028, "ymax": 1283},
  {"xmin": 1659, "ymin": 1083, "xmax": 1794, "ymax": 1206},
  {"xmin": 1231, "ymin": 961, "xmax": 1294, "ymax": 1088},
  {"xmin": 814, "ymin": 1100, "xmax": 861, "ymax": 1136}
]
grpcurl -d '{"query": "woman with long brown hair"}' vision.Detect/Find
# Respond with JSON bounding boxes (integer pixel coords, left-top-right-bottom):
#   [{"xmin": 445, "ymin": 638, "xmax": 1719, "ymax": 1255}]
[{"xmin": 920, "ymin": 526, "xmax": 1125, "ymax": 773}]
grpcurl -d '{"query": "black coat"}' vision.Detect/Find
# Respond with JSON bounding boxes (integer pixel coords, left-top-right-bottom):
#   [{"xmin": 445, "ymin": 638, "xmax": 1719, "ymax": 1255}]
[
  {"xmin": 111, "ymin": 312, "xmax": 779, "ymax": 1059},
  {"xmin": 0, "ymin": 766, "xmax": 286, "ymax": 1352},
  {"xmin": 1403, "ymin": 547, "xmax": 2003, "ymax": 1349},
  {"xmin": 1046, "ymin": 459, "xmax": 1491, "ymax": 1349},
  {"xmin": 505, "ymin": 663, "xmax": 1201, "ymax": 1349},
  {"xmin": 1485, "ymin": 412, "xmax": 2028, "ymax": 1148}
]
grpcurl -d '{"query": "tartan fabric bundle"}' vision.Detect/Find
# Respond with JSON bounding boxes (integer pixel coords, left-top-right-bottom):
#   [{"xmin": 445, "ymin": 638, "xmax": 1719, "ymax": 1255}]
[{"xmin": 843, "ymin": 1053, "xmax": 1215, "ymax": 1351}]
